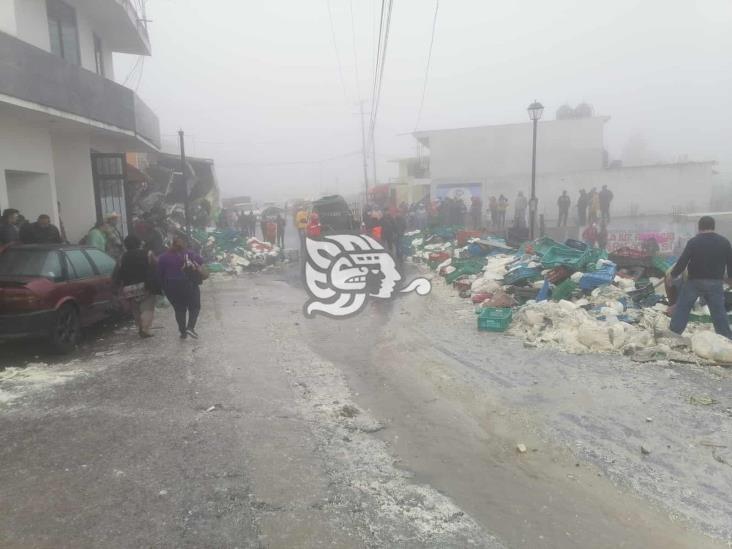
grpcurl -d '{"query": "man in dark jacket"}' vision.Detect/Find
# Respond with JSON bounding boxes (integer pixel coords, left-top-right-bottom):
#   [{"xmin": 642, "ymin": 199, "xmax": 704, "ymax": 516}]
[
  {"xmin": 19, "ymin": 214, "xmax": 62, "ymax": 244},
  {"xmin": 0, "ymin": 208, "xmax": 20, "ymax": 245},
  {"xmin": 668, "ymin": 216, "xmax": 732, "ymax": 338}
]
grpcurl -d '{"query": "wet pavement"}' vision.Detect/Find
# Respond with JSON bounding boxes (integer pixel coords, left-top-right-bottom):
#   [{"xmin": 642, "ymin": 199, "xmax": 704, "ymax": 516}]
[{"xmin": 0, "ymin": 263, "xmax": 730, "ymax": 548}]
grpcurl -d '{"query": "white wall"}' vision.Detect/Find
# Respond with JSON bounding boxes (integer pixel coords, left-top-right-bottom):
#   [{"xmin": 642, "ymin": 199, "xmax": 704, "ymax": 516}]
[
  {"xmin": 13, "ymin": 0, "xmax": 50, "ymax": 51},
  {"xmin": 444, "ymin": 162, "xmax": 716, "ymax": 222},
  {"xmin": 0, "ymin": 0, "xmax": 18, "ymax": 37},
  {"xmin": 5, "ymin": 171, "xmax": 55, "ymax": 222},
  {"xmin": 52, "ymin": 132, "xmax": 96, "ymax": 242},
  {"xmin": 0, "ymin": 111, "xmax": 58, "ymax": 225},
  {"xmin": 421, "ymin": 117, "xmax": 607, "ymax": 180}
]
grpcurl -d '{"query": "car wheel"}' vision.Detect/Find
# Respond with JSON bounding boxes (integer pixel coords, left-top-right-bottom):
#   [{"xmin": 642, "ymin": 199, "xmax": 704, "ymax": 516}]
[{"xmin": 49, "ymin": 304, "xmax": 80, "ymax": 354}]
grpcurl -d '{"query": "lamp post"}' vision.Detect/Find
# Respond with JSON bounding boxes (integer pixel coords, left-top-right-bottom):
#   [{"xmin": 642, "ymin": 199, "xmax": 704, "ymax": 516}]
[{"xmin": 527, "ymin": 100, "xmax": 544, "ymax": 240}]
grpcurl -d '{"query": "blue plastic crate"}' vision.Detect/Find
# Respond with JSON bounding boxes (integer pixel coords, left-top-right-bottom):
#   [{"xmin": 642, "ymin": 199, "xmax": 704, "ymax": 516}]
[
  {"xmin": 503, "ymin": 266, "xmax": 542, "ymax": 286},
  {"xmin": 578, "ymin": 264, "xmax": 617, "ymax": 290}
]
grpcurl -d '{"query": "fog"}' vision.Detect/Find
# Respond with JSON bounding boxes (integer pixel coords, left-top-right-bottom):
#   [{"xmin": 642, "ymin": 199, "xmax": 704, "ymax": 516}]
[{"xmin": 116, "ymin": 0, "xmax": 732, "ymax": 203}]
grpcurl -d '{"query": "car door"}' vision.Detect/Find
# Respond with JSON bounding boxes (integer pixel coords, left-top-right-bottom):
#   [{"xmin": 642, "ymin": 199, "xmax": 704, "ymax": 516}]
[
  {"xmin": 62, "ymin": 249, "xmax": 100, "ymax": 326},
  {"xmin": 83, "ymin": 248, "xmax": 118, "ymax": 317}
]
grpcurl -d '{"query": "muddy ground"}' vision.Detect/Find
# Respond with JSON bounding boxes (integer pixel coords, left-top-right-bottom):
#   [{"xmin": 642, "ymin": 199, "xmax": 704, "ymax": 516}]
[{"xmin": 0, "ymin": 264, "xmax": 729, "ymax": 548}]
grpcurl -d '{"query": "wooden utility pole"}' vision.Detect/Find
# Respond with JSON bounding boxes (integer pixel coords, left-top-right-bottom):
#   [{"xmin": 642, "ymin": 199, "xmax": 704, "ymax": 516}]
[{"xmin": 179, "ymin": 130, "xmax": 191, "ymax": 238}]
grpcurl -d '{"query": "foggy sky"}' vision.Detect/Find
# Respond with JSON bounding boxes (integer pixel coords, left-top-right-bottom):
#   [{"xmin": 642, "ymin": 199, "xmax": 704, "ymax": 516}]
[{"xmin": 116, "ymin": 0, "xmax": 732, "ymax": 203}]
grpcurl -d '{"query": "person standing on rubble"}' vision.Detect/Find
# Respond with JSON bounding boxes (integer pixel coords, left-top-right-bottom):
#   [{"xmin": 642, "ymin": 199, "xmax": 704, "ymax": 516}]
[
  {"xmin": 577, "ymin": 189, "xmax": 588, "ymax": 226},
  {"xmin": 668, "ymin": 216, "xmax": 732, "ymax": 339},
  {"xmin": 498, "ymin": 195, "xmax": 509, "ymax": 229},
  {"xmin": 488, "ymin": 196, "xmax": 498, "ymax": 229},
  {"xmin": 599, "ymin": 185, "xmax": 614, "ymax": 223},
  {"xmin": 557, "ymin": 191, "xmax": 571, "ymax": 227},
  {"xmin": 514, "ymin": 192, "xmax": 528, "ymax": 228},
  {"xmin": 588, "ymin": 188, "xmax": 600, "ymax": 224},
  {"xmin": 158, "ymin": 235, "xmax": 204, "ymax": 340},
  {"xmin": 275, "ymin": 213, "xmax": 286, "ymax": 249}
]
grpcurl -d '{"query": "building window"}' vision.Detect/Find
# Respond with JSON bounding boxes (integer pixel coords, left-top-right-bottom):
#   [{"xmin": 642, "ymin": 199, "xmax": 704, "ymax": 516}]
[
  {"xmin": 94, "ymin": 34, "xmax": 105, "ymax": 76},
  {"xmin": 46, "ymin": 0, "xmax": 80, "ymax": 65}
]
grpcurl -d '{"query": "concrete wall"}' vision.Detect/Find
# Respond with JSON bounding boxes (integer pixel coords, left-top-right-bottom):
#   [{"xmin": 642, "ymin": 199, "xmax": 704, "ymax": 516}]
[
  {"xmin": 5, "ymin": 171, "xmax": 55, "ymax": 222},
  {"xmin": 12, "ymin": 0, "xmax": 49, "ymax": 51},
  {"xmin": 0, "ymin": 111, "xmax": 58, "ymax": 225},
  {"xmin": 0, "ymin": 0, "xmax": 17, "ymax": 37},
  {"xmin": 432, "ymin": 162, "xmax": 715, "ymax": 224},
  {"xmin": 52, "ymin": 132, "xmax": 96, "ymax": 242},
  {"xmin": 420, "ymin": 117, "xmax": 607, "ymax": 180}
]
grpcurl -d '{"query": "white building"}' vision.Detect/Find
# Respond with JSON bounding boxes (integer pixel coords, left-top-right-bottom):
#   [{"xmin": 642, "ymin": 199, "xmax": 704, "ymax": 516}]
[
  {"xmin": 394, "ymin": 114, "xmax": 716, "ymax": 224},
  {"xmin": 0, "ymin": 0, "xmax": 160, "ymax": 242}
]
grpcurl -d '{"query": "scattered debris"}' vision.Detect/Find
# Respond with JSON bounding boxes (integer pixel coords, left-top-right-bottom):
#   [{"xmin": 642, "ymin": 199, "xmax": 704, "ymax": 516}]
[
  {"xmin": 516, "ymin": 443, "xmax": 528, "ymax": 454},
  {"xmin": 641, "ymin": 445, "xmax": 651, "ymax": 455},
  {"xmin": 689, "ymin": 395, "xmax": 716, "ymax": 406}
]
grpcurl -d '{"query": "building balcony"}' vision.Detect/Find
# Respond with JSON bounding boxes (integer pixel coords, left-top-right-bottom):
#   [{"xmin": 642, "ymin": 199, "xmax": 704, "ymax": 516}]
[
  {"xmin": 71, "ymin": 0, "xmax": 151, "ymax": 55},
  {"xmin": 0, "ymin": 30, "xmax": 160, "ymax": 150}
]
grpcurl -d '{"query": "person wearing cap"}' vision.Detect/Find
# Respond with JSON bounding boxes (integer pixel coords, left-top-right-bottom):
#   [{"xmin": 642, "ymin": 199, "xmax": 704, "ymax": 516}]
[
  {"xmin": 0, "ymin": 208, "xmax": 20, "ymax": 245},
  {"xmin": 102, "ymin": 213, "xmax": 124, "ymax": 259}
]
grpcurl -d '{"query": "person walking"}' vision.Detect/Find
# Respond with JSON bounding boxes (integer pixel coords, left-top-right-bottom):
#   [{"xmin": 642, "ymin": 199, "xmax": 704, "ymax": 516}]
[
  {"xmin": 19, "ymin": 214, "xmax": 62, "ymax": 244},
  {"xmin": 599, "ymin": 185, "xmax": 614, "ymax": 223},
  {"xmin": 668, "ymin": 216, "xmax": 732, "ymax": 339},
  {"xmin": 295, "ymin": 207, "xmax": 308, "ymax": 246},
  {"xmin": 158, "ymin": 235, "xmax": 204, "ymax": 340},
  {"xmin": 557, "ymin": 191, "xmax": 571, "ymax": 227},
  {"xmin": 114, "ymin": 235, "xmax": 158, "ymax": 338},
  {"xmin": 577, "ymin": 189, "xmax": 588, "ymax": 226},
  {"xmin": 497, "ymin": 195, "xmax": 509, "ymax": 229},
  {"xmin": 0, "ymin": 208, "xmax": 20, "ymax": 245},
  {"xmin": 514, "ymin": 192, "xmax": 528, "ymax": 228}
]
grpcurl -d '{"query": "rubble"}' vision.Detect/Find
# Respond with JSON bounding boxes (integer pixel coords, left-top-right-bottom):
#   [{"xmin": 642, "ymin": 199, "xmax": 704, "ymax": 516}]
[
  {"xmin": 403, "ymin": 230, "xmax": 732, "ymax": 365},
  {"xmin": 194, "ymin": 228, "xmax": 286, "ymax": 274}
]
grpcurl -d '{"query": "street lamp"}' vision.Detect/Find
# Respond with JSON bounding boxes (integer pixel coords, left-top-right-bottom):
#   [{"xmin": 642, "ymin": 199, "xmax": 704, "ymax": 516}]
[{"xmin": 527, "ymin": 101, "xmax": 544, "ymax": 240}]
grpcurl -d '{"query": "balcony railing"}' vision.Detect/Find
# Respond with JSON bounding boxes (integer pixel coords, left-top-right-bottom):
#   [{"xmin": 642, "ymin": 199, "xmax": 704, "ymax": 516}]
[{"xmin": 0, "ymin": 30, "xmax": 160, "ymax": 149}]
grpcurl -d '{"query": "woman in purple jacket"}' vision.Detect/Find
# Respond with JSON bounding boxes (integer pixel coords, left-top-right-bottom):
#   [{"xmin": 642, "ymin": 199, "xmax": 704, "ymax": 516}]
[{"xmin": 158, "ymin": 235, "xmax": 204, "ymax": 339}]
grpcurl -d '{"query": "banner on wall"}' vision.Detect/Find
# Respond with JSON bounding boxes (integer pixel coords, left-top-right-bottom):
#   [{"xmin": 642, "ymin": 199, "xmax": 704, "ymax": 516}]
[
  {"xmin": 435, "ymin": 183, "xmax": 482, "ymax": 208},
  {"xmin": 606, "ymin": 230, "xmax": 675, "ymax": 253}
]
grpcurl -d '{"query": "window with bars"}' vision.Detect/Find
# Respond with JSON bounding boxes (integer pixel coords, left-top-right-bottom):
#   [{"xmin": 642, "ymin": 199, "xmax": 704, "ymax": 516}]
[{"xmin": 46, "ymin": 0, "xmax": 80, "ymax": 65}]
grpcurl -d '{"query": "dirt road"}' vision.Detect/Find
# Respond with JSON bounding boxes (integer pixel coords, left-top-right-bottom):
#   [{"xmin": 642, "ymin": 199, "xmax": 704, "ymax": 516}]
[{"xmin": 0, "ymin": 266, "xmax": 729, "ymax": 548}]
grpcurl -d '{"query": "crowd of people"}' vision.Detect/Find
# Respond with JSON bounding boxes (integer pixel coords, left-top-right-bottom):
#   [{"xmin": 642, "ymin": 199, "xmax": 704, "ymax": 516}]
[{"xmin": 0, "ymin": 209, "xmax": 64, "ymax": 246}]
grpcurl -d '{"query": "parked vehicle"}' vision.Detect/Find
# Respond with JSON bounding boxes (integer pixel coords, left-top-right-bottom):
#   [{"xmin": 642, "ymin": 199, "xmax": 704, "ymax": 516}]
[
  {"xmin": 0, "ymin": 244, "xmax": 118, "ymax": 353},
  {"xmin": 312, "ymin": 195, "xmax": 357, "ymax": 234}
]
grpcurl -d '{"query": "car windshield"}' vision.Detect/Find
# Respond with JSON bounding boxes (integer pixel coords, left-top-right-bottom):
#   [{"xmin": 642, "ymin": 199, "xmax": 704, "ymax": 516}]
[{"xmin": 0, "ymin": 249, "xmax": 62, "ymax": 280}]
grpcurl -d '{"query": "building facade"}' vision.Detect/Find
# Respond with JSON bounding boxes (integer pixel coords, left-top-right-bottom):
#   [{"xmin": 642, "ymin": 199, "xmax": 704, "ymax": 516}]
[
  {"xmin": 0, "ymin": 0, "xmax": 160, "ymax": 242},
  {"xmin": 394, "ymin": 115, "xmax": 716, "ymax": 225}
]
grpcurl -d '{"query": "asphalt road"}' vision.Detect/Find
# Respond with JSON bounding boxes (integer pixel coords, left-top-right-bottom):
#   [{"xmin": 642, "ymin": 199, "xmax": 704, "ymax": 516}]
[{"xmin": 0, "ymin": 263, "xmax": 729, "ymax": 548}]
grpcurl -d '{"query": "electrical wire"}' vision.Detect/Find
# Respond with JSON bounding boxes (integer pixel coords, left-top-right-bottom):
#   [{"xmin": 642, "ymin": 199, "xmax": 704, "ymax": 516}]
[
  {"xmin": 414, "ymin": 0, "xmax": 439, "ymax": 131},
  {"xmin": 369, "ymin": 0, "xmax": 386, "ymax": 133},
  {"xmin": 367, "ymin": 0, "xmax": 393, "ymax": 155},
  {"xmin": 122, "ymin": 55, "xmax": 143, "ymax": 87},
  {"xmin": 326, "ymin": 0, "xmax": 349, "ymax": 103},
  {"xmin": 133, "ymin": 56, "xmax": 145, "ymax": 92},
  {"xmin": 349, "ymin": 0, "xmax": 361, "ymax": 97}
]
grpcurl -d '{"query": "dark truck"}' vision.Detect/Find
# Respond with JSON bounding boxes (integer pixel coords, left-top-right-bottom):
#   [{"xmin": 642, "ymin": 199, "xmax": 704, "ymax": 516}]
[{"xmin": 312, "ymin": 195, "xmax": 358, "ymax": 235}]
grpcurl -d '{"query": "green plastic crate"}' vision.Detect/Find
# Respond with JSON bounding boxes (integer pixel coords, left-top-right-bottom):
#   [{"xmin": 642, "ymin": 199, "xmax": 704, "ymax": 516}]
[
  {"xmin": 477, "ymin": 307, "xmax": 513, "ymax": 332},
  {"xmin": 541, "ymin": 245, "xmax": 589, "ymax": 269},
  {"xmin": 552, "ymin": 279, "xmax": 578, "ymax": 301},
  {"xmin": 521, "ymin": 236, "xmax": 558, "ymax": 256}
]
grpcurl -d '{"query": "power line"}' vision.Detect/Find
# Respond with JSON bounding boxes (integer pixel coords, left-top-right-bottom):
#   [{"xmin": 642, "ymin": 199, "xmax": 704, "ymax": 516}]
[
  {"xmin": 369, "ymin": 0, "xmax": 386, "ymax": 134},
  {"xmin": 414, "ymin": 0, "xmax": 439, "ymax": 131},
  {"xmin": 326, "ymin": 0, "xmax": 349, "ymax": 102},
  {"xmin": 122, "ymin": 55, "xmax": 143, "ymax": 87},
  {"xmin": 367, "ymin": 0, "xmax": 393, "ymax": 157},
  {"xmin": 349, "ymin": 0, "xmax": 361, "ymax": 98},
  {"xmin": 133, "ymin": 56, "xmax": 146, "ymax": 92}
]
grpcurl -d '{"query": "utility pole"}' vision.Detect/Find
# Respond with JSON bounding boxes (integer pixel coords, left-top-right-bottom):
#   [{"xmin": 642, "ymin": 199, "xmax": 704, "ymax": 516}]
[
  {"xmin": 179, "ymin": 130, "xmax": 191, "ymax": 238},
  {"xmin": 358, "ymin": 100, "xmax": 369, "ymax": 206}
]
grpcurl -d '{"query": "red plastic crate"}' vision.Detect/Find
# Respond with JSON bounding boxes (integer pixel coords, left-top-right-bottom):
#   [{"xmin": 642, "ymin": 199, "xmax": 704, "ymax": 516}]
[{"xmin": 457, "ymin": 230, "xmax": 483, "ymax": 247}]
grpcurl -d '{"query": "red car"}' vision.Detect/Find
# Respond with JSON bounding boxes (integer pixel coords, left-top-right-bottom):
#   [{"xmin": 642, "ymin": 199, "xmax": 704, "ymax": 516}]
[{"xmin": 0, "ymin": 244, "xmax": 118, "ymax": 353}]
